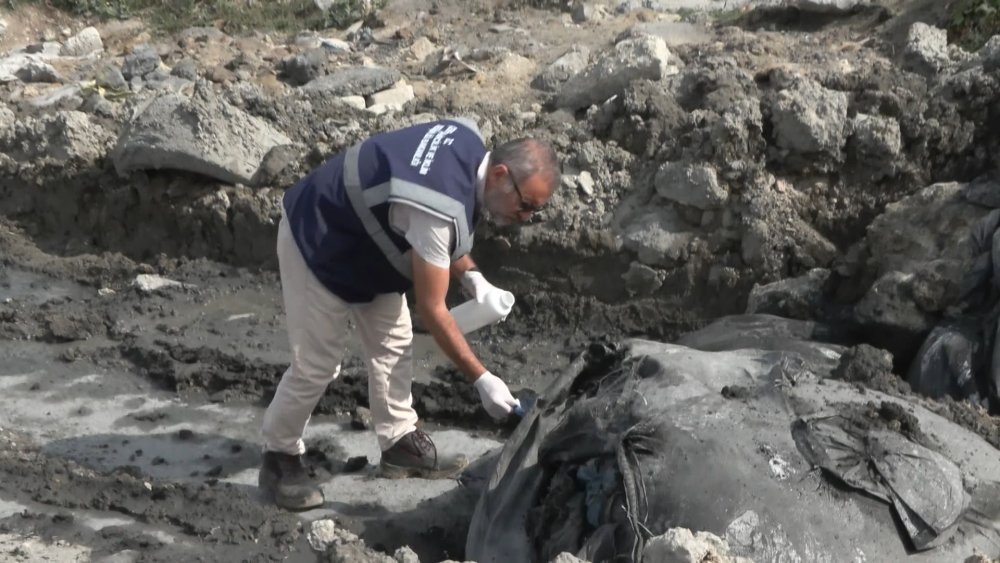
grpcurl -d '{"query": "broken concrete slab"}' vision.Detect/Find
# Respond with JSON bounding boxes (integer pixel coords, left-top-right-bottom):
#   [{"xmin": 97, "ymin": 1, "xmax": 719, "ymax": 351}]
[
  {"xmin": 301, "ymin": 65, "xmax": 401, "ymax": 97},
  {"xmin": 111, "ymin": 85, "xmax": 292, "ymax": 186},
  {"xmin": 771, "ymin": 78, "xmax": 848, "ymax": 155},
  {"xmin": 655, "ymin": 161, "xmax": 728, "ymax": 209},
  {"xmin": 60, "ymin": 26, "xmax": 104, "ymax": 57},
  {"xmin": 557, "ymin": 35, "xmax": 681, "ymax": 110}
]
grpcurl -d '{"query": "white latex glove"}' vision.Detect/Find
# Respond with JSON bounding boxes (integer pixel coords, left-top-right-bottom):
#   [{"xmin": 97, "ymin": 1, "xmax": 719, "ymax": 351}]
[
  {"xmin": 461, "ymin": 270, "xmax": 501, "ymax": 303},
  {"xmin": 474, "ymin": 372, "xmax": 521, "ymax": 420}
]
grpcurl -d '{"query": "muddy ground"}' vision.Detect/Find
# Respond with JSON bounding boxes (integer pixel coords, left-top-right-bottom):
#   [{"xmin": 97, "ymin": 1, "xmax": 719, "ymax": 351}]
[{"xmin": 2, "ymin": 0, "xmax": 1000, "ymax": 561}]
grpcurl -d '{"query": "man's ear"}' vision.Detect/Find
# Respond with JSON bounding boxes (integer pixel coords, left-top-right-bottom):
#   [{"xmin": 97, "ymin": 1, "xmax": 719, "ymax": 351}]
[{"xmin": 487, "ymin": 163, "xmax": 507, "ymax": 184}]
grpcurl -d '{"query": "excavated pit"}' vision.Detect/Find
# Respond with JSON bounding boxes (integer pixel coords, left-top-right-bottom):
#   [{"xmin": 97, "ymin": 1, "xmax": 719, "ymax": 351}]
[{"xmin": 2, "ymin": 0, "xmax": 1000, "ymax": 561}]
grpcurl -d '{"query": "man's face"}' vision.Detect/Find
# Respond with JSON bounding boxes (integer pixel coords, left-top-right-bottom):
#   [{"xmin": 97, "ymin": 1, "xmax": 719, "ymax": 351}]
[{"xmin": 484, "ymin": 164, "xmax": 552, "ymax": 227}]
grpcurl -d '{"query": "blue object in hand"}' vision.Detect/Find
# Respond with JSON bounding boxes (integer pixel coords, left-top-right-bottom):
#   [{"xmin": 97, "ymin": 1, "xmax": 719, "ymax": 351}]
[{"xmin": 512, "ymin": 396, "xmax": 536, "ymax": 417}]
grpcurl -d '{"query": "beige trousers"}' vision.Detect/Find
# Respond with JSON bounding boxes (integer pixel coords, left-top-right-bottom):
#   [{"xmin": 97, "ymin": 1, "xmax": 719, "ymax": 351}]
[{"xmin": 261, "ymin": 214, "xmax": 419, "ymax": 454}]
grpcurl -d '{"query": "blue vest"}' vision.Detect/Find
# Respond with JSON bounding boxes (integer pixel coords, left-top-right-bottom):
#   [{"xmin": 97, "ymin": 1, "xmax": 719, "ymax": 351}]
[{"xmin": 283, "ymin": 118, "xmax": 486, "ymax": 303}]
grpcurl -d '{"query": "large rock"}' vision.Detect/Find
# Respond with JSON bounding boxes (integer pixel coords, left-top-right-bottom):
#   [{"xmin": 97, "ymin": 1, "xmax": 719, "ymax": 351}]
[
  {"xmin": 902, "ymin": 23, "xmax": 950, "ymax": 77},
  {"xmin": 60, "ymin": 26, "xmax": 103, "ymax": 57},
  {"xmin": 654, "ymin": 161, "xmax": 727, "ymax": 209},
  {"xmin": 556, "ymin": 35, "xmax": 680, "ymax": 110},
  {"xmin": 112, "ymin": 85, "xmax": 292, "ymax": 186},
  {"xmin": 621, "ymin": 207, "xmax": 694, "ymax": 266},
  {"xmin": 771, "ymin": 79, "xmax": 848, "ymax": 155},
  {"xmin": 301, "ymin": 66, "xmax": 400, "ymax": 97},
  {"xmin": 532, "ymin": 47, "xmax": 590, "ymax": 92}
]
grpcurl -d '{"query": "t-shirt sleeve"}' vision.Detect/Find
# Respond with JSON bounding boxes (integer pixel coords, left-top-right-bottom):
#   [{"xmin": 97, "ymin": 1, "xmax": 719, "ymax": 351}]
[{"xmin": 388, "ymin": 202, "xmax": 455, "ymax": 270}]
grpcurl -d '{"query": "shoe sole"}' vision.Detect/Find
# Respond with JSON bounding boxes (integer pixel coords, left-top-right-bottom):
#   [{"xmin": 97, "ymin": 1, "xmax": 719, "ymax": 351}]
[
  {"xmin": 379, "ymin": 457, "xmax": 470, "ymax": 480},
  {"xmin": 258, "ymin": 472, "xmax": 325, "ymax": 511}
]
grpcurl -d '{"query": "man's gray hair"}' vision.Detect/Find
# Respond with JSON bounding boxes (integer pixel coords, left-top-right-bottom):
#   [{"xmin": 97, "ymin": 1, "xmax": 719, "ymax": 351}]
[{"xmin": 490, "ymin": 138, "xmax": 560, "ymax": 191}]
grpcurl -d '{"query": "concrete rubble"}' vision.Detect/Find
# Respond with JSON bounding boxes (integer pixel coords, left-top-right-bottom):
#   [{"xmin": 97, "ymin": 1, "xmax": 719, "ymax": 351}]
[{"xmin": 0, "ymin": 0, "xmax": 999, "ymax": 561}]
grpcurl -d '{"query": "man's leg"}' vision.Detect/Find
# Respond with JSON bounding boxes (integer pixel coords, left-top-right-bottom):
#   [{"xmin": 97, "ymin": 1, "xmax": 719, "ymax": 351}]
[
  {"xmin": 259, "ymin": 214, "xmax": 351, "ymax": 509},
  {"xmin": 351, "ymin": 293, "xmax": 468, "ymax": 479}
]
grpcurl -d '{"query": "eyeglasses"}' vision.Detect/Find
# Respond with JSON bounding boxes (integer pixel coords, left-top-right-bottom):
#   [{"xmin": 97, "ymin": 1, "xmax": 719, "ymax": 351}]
[{"xmin": 509, "ymin": 170, "xmax": 543, "ymax": 213}]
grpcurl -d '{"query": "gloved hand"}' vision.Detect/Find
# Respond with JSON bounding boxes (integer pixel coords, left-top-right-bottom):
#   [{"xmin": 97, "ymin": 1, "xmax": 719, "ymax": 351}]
[
  {"xmin": 461, "ymin": 270, "xmax": 501, "ymax": 303},
  {"xmin": 473, "ymin": 372, "xmax": 521, "ymax": 420}
]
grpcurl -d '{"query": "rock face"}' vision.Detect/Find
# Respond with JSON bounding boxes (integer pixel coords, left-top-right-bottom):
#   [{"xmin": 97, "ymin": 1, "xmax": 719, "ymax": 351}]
[
  {"xmin": 112, "ymin": 85, "xmax": 292, "ymax": 185},
  {"xmin": 557, "ymin": 35, "xmax": 680, "ymax": 110}
]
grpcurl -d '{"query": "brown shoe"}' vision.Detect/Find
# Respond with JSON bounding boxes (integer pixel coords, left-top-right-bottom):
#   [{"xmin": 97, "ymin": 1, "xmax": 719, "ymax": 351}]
[
  {"xmin": 258, "ymin": 451, "xmax": 324, "ymax": 510},
  {"xmin": 379, "ymin": 429, "xmax": 469, "ymax": 479}
]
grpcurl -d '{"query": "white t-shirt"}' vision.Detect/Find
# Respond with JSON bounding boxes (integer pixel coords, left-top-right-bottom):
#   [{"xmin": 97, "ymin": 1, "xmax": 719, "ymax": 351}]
[
  {"xmin": 388, "ymin": 203, "xmax": 455, "ymax": 269},
  {"xmin": 387, "ymin": 151, "xmax": 490, "ymax": 270}
]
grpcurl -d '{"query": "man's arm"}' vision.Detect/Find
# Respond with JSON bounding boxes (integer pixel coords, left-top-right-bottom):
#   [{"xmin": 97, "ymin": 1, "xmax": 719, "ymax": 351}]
[
  {"xmin": 450, "ymin": 254, "xmax": 478, "ymax": 282},
  {"xmin": 413, "ymin": 252, "xmax": 486, "ymax": 383}
]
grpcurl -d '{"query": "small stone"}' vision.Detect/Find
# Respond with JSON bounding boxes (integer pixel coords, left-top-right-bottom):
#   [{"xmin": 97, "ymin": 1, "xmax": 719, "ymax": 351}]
[
  {"xmin": 307, "ymin": 519, "xmax": 338, "ymax": 552},
  {"xmin": 577, "ymin": 171, "xmax": 595, "ymax": 196},
  {"xmin": 407, "ymin": 37, "xmax": 436, "ymax": 62},
  {"xmin": 319, "ymin": 37, "xmax": 351, "ymax": 53},
  {"xmin": 337, "ymin": 95, "xmax": 367, "ymax": 109},
  {"xmin": 366, "ymin": 81, "xmax": 414, "ymax": 113},
  {"xmin": 351, "ymin": 406, "xmax": 373, "ymax": 430},
  {"xmin": 177, "ymin": 429, "xmax": 194, "ymax": 440},
  {"xmin": 394, "ymin": 546, "xmax": 421, "ymax": 563},
  {"xmin": 133, "ymin": 274, "xmax": 185, "ymax": 293}
]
